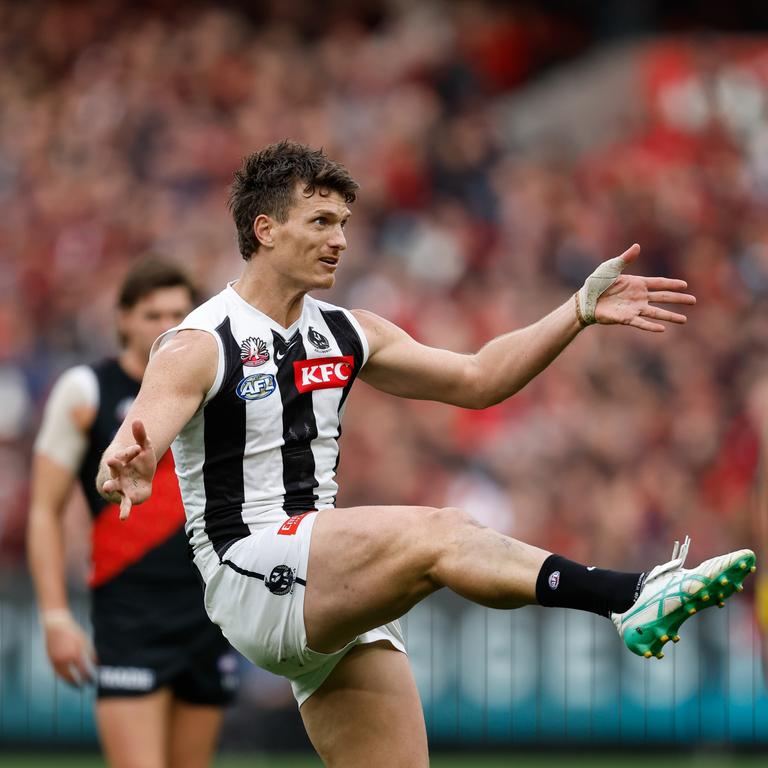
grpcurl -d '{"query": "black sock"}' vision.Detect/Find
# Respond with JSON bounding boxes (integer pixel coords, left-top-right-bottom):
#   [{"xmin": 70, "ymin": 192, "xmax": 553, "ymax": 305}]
[{"xmin": 535, "ymin": 554, "xmax": 645, "ymax": 617}]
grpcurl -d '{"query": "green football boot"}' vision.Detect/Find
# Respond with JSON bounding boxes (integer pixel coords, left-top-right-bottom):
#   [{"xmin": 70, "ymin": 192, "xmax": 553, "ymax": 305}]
[{"xmin": 611, "ymin": 536, "xmax": 756, "ymax": 659}]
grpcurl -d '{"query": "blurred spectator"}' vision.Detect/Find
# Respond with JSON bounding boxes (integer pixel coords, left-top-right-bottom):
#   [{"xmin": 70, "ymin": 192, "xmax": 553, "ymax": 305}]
[{"xmin": 1, "ymin": 0, "xmax": 764, "ymax": 597}]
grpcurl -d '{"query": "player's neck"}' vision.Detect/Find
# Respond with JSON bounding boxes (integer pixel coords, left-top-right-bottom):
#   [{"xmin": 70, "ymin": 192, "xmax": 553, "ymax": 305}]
[{"xmin": 234, "ymin": 269, "xmax": 306, "ymax": 329}]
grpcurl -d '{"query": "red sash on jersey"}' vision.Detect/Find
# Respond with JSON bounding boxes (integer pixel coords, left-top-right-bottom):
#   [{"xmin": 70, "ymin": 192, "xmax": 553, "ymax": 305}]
[{"xmin": 89, "ymin": 452, "xmax": 186, "ymax": 587}]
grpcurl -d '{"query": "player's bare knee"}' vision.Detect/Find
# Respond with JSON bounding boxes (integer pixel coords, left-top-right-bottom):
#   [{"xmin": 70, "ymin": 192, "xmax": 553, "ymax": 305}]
[
  {"xmin": 420, "ymin": 506, "xmax": 482, "ymax": 566},
  {"xmin": 423, "ymin": 505, "xmax": 480, "ymax": 535}
]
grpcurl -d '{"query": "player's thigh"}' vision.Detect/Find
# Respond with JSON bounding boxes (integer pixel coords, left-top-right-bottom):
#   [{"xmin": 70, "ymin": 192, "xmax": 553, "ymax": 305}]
[
  {"xmin": 300, "ymin": 641, "xmax": 428, "ymax": 768},
  {"xmin": 168, "ymin": 700, "xmax": 224, "ymax": 768},
  {"xmin": 97, "ymin": 688, "xmax": 172, "ymax": 768},
  {"xmin": 305, "ymin": 505, "xmax": 468, "ymax": 653}
]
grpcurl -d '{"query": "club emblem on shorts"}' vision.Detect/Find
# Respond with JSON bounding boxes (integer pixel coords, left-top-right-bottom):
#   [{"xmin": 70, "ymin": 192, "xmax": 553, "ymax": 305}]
[
  {"xmin": 548, "ymin": 571, "xmax": 560, "ymax": 590},
  {"xmin": 236, "ymin": 373, "xmax": 276, "ymax": 401},
  {"xmin": 240, "ymin": 337, "xmax": 270, "ymax": 367},
  {"xmin": 266, "ymin": 565, "xmax": 295, "ymax": 596},
  {"xmin": 307, "ymin": 326, "xmax": 330, "ymax": 352}
]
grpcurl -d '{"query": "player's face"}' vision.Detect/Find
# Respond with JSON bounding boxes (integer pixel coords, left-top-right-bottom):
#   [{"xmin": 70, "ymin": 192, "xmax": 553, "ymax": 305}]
[
  {"xmin": 267, "ymin": 185, "xmax": 350, "ymax": 290},
  {"xmin": 118, "ymin": 286, "xmax": 194, "ymax": 360}
]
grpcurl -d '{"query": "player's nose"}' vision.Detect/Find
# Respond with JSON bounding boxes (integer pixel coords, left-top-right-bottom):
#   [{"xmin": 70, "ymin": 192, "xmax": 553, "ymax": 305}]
[{"xmin": 328, "ymin": 224, "xmax": 347, "ymax": 251}]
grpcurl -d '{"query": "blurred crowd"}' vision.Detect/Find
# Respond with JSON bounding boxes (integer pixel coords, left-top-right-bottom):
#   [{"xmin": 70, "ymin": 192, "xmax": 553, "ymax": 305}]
[{"xmin": 2, "ymin": 0, "xmax": 768, "ymax": 576}]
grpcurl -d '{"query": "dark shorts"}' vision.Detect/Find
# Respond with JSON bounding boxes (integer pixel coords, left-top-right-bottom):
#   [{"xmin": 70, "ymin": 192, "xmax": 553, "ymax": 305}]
[{"xmin": 92, "ymin": 579, "xmax": 240, "ymax": 705}]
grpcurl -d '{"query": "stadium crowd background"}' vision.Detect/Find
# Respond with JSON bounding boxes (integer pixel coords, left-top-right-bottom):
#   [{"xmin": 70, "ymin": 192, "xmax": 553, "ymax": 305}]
[{"xmin": 2, "ymin": 0, "xmax": 768, "ymax": 742}]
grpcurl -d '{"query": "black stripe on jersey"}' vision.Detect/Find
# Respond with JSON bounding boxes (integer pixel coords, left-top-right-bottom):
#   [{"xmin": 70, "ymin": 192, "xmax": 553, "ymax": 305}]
[
  {"xmin": 319, "ymin": 309, "xmax": 366, "ymax": 491},
  {"xmin": 273, "ymin": 330, "xmax": 319, "ymax": 515},
  {"xmin": 318, "ymin": 309, "xmax": 364, "ymax": 412},
  {"xmin": 203, "ymin": 317, "xmax": 250, "ymax": 557}
]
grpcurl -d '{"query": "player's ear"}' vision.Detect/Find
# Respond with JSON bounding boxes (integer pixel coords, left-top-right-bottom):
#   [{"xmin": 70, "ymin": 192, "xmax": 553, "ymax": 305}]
[{"xmin": 254, "ymin": 214, "xmax": 275, "ymax": 249}]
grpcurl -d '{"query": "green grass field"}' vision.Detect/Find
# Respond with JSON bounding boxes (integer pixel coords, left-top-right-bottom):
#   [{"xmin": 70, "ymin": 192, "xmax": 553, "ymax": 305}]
[{"xmin": 2, "ymin": 754, "xmax": 768, "ymax": 768}]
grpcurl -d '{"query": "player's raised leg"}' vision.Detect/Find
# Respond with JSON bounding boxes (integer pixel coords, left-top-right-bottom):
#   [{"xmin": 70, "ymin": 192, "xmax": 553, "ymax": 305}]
[
  {"xmin": 304, "ymin": 505, "xmax": 551, "ymax": 653},
  {"xmin": 300, "ymin": 642, "xmax": 427, "ymax": 768},
  {"xmin": 304, "ymin": 506, "xmax": 755, "ymax": 659}
]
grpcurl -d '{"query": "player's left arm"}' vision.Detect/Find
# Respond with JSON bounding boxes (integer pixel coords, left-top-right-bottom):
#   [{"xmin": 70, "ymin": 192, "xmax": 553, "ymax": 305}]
[
  {"xmin": 96, "ymin": 329, "xmax": 217, "ymax": 519},
  {"xmin": 357, "ymin": 244, "xmax": 695, "ymax": 409}
]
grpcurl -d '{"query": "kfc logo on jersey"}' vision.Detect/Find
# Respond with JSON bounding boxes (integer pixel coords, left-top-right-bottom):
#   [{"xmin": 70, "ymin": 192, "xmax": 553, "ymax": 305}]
[
  {"xmin": 293, "ymin": 356, "xmax": 354, "ymax": 393},
  {"xmin": 307, "ymin": 326, "xmax": 330, "ymax": 352},
  {"xmin": 240, "ymin": 337, "xmax": 270, "ymax": 367}
]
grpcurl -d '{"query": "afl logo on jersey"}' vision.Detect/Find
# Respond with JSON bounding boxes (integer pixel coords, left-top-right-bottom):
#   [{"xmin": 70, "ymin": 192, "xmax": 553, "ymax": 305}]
[{"xmin": 236, "ymin": 373, "xmax": 276, "ymax": 401}]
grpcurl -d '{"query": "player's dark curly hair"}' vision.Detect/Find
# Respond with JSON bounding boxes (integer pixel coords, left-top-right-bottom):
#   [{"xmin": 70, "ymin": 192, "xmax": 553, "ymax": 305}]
[{"xmin": 228, "ymin": 140, "xmax": 359, "ymax": 261}]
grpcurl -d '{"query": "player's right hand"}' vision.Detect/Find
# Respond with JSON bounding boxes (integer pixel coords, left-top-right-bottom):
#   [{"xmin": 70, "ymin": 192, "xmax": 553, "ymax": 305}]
[
  {"xmin": 100, "ymin": 419, "xmax": 156, "ymax": 520},
  {"xmin": 43, "ymin": 613, "xmax": 97, "ymax": 688}
]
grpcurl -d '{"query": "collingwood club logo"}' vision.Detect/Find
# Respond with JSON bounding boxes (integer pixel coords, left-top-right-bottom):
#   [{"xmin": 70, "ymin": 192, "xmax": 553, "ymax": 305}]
[
  {"xmin": 307, "ymin": 326, "xmax": 330, "ymax": 352},
  {"xmin": 266, "ymin": 565, "xmax": 295, "ymax": 596},
  {"xmin": 240, "ymin": 337, "xmax": 269, "ymax": 367}
]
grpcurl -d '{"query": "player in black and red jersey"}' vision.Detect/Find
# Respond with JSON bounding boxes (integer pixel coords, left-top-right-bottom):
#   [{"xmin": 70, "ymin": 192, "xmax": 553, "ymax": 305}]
[{"xmin": 28, "ymin": 258, "xmax": 238, "ymax": 768}]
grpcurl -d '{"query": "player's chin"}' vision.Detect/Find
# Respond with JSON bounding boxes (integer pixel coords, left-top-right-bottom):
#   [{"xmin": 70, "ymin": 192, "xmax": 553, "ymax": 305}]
[{"xmin": 312, "ymin": 273, "xmax": 336, "ymax": 290}]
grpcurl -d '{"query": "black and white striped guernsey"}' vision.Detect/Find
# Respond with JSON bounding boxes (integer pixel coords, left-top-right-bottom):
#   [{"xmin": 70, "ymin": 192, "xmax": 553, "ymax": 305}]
[{"xmin": 155, "ymin": 283, "xmax": 368, "ymax": 559}]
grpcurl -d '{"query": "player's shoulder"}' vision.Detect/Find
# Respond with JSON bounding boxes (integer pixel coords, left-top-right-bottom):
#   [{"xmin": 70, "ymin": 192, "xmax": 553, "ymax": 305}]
[{"xmin": 347, "ymin": 308, "xmax": 398, "ymax": 336}]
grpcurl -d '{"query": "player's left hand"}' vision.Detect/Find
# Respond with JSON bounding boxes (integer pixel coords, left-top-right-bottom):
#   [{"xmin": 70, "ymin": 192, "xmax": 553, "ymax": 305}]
[
  {"xmin": 582, "ymin": 244, "xmax": 696, "ymax": 332},
  {"xmin": 100, "ymin": 419, "xmax": 156, "ymax": 520}
]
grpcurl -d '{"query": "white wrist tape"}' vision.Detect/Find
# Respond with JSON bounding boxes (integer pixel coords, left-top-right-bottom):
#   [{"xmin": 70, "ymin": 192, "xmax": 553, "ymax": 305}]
[
  {"xmin": 577, "ymin": 253, "xmax": 629, "ymax": 325},
  {"xmin": 41, "ymin": 609, "xmax": 77, "ymax": 629}
]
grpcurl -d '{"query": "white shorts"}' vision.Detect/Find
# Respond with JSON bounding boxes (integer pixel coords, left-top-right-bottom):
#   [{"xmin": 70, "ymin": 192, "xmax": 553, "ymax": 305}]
[{"xmin": 193, "ymin": 511, "xmax": 406, "ymax": 705}]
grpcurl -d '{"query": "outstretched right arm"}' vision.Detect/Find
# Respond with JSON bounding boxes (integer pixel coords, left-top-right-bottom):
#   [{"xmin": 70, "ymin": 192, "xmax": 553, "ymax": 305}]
[{"xmin": 96, "ymin": 330, "xmax": 218, "ymax": 519}]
